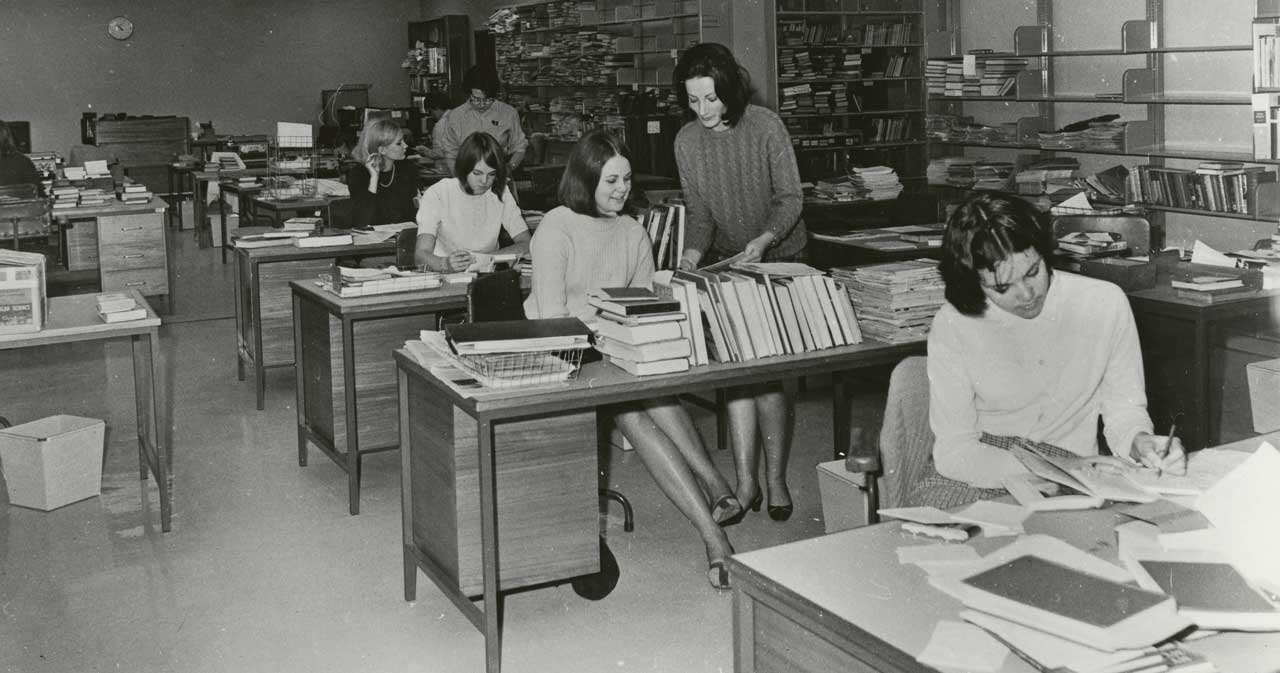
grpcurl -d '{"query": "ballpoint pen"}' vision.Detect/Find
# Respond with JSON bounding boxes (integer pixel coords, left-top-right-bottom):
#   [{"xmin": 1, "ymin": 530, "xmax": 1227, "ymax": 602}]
[{"xmin": 1158, "ymin": 422, "xmax": 1178, "ymax": 477}]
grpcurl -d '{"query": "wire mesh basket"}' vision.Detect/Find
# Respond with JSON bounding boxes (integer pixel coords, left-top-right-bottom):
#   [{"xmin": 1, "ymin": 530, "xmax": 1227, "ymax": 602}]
[
  {"xmin": 452, "ymin": 347, "xmax": 587, "ymax": 389},
  {"xmin": 265, "ymin": 135, "xmax": 317, "ymax": 201}
]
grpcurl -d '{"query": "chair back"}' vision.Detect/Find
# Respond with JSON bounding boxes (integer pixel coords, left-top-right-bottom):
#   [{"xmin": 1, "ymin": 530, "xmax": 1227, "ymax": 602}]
[
  {"xmin": 395, "ymin": 228, "xmax": 418, "ymax": 269},
  {"xmin": 877, "ymin": 356, "xmax": 935, "ymax": 510},
  {"xmin": 467, "ymin": 268, "xmax": 525, "ymax": 323}
]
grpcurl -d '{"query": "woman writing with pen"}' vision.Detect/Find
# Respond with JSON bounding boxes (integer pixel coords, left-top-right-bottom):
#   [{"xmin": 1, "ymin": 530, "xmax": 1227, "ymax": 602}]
[{"xmin": 911, "ymin": 193, "xmax": 1186, "ymax": 509}]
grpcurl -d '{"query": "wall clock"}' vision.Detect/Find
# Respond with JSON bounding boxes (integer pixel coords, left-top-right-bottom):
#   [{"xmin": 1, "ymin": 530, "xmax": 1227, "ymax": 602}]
[{"xmin": 108, "ymin": 16, "xmax": 134, "ymax": 41}]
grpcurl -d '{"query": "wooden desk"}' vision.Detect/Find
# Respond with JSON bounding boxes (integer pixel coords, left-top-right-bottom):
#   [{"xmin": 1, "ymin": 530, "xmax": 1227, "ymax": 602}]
[
  {"xmin": 52, "ymin": 198, "xmax": 173, "ymax": 312},
  {"xmin": 216, "ymin": 181, "xmax": 265, "ymax": 264},
  {"xmin": 393, "ymin": 338, "xmax": 924, "ymax": 673},
  {"xmin": 250, "ymin": 195, "xmax": 345, "ymax": 229},
  {"xmin": 729, "ymin": 431, "xmax": 1280, "ymax": 673},
  {"xmin": 190, "ymin": 168, "xmax": 269, "ymax": 250},
  {"xmin": 0, "ymin": 291, "xmax": 170, "ymax": 531},
  {"xmin": 233, "ymin": 240, "xmax": 397, "ymax": 410},
  {"xmin": 1128, "ymin": 284, "xmax": 1280, "ymax": 449},
  {"xmin": 290, "ymin": 280, "xmax": 476, "ymax": 515}
]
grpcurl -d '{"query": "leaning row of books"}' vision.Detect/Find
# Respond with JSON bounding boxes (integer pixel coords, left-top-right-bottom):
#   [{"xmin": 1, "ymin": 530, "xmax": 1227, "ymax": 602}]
[
  {"xmin": 642, "ymin": 202, "xmax": 685, "ymax": 271},
  {"xmin": 1127, "ymin": 163, "xmax": 1277, "ymax": 216},
  {"xmin": 831, "ymin": 259, "xmax": 945, "ymax": 344}
]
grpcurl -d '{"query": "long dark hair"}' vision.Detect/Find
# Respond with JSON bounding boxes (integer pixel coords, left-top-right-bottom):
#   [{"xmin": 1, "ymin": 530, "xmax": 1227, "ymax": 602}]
[
  {"xmin": 454, "ymin": 132, "xmax": 509, "ymax": 197},
  {"xmin": 672, "ymin": 42, "xmax": 752, "ymax": 128},
  {"xmin": 940, "ymin": 192, "xmax": 1056, "ymax": 315}
]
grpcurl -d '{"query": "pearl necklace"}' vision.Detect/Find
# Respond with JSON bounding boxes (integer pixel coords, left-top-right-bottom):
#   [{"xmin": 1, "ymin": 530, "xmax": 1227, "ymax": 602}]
[{"xmin": 378, "ymin": 161, "xmax": 396, "ymax": 188}]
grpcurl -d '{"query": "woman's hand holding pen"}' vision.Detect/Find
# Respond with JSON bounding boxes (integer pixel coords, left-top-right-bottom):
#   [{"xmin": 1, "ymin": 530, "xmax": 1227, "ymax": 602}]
[{"xmin": 1130, "ymin": 431, "xmax": 1187, "ymax": 475}]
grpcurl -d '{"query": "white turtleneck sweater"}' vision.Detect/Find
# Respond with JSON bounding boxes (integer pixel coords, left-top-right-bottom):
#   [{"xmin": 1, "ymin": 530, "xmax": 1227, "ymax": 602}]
[{"xmin": 926, "ymin": 271, "xmax": 1153, "ymax": 488}]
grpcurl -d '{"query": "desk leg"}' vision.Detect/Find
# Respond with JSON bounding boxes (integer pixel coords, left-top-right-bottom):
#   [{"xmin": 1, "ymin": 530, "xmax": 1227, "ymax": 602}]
[
  {"xmin": 477, "ymin": 417, "xmax": 503, "ymax": 673},
  {"xmin": 132, "ymin": 330, "xmax": 171, "ymax": 532},
  {"xmin": 342, "ymin": 316, "xmax": 360, "ymax": 515},
  {"xmin": 398, "ymin": 368, "xmax": 417, "ymax": 602},
  {"xmin": 253, "ymin": 265, "xmax": 266, "ymax": 411},
  {"xmin": 832, "ymin": 372, "xmax": 849, "ymax": 461},
  {"xmin": 293, "ymin": 292, "xmax": 308, "ymax": 467},
  {"xmin": 233, "ymin": 253, "xmax": 246, "ymax": 381},
  {"xmin": 194, "ymin": 179, "xmax": 207, "ymax": 243},
  {"xmin": 167, "ymin": 168, "xmax": 176, "ymax": 229},
  {"xmin": 219, "ymin": 190, "xmax": 229, "ymax": 264}
]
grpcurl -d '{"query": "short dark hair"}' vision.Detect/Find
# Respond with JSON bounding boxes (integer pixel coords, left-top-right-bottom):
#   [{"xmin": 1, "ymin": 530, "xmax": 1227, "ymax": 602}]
[
  {"xmin": 940, "ymin": 192, "xmax": 1056, "ymax": 316},
  {"xmin": 672, "ymin": 42, "xmax": 752, "ymax": 128},
  {"xmin": 454, "ymin": 132, "xmax": 509, "ymax": 197},
  {"xmin": 463, "ymin": 66, "xmax": 500, "ymax": 99},
  {"xmin": 557, "ymin": 130, "xmax": 631, "ymax": 217}
]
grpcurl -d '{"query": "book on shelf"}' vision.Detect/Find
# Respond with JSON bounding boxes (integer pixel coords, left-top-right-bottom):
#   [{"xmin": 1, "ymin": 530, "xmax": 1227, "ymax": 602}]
[{"xmin": 602, "ymin": 353, "xmax": 689, "ymax": 377}]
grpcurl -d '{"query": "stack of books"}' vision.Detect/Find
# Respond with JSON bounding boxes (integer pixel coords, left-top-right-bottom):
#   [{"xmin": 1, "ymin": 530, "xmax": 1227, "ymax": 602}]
[
  {"xmin": 118, "ymin": 183, "xmax": 152, "ymax": 205},
  {"xmin": 588, "ymin": 287, "xmax": 691, "ymax": 376},
  {"xmin": 849, "ymin": 166, "xmax": 903, "ymax": 200},
  {"xmin": 50, "ymin": 185, "xmax": 79, "ymax": 210},
  {"xmin": 232, "ymin": 230, "xmax": 309, "ymax": 249},
  {"xmin": 76, "ymin": 188, "xmax": 111, "ymax": 207},
  {"xmin": 1170, "ymin": 272, "xmax": 1252, "ymax": 303},
  {"xmin": 327, "ymin": 266, "xmax": 442, "ymax": 298},
  {"xmin": 95, "ymin": 292, "xmax": 147, "ymax": 323},
  {"xmin": 832, "ymin": 259, "xmax": 945, "ymax": 344},
  {"xmin": 281, "ymin": 216, "xmax": 321, "ymax": 232},
  {"xmin": 1056, "ymin": 231, "xmax": 1130, "ymax": 258}
]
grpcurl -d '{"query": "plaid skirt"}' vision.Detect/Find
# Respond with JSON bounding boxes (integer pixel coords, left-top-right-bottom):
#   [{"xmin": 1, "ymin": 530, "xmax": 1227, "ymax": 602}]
[{"xmin": 905, "ymin": 433, "xmax": 1076, "ymax": 510}]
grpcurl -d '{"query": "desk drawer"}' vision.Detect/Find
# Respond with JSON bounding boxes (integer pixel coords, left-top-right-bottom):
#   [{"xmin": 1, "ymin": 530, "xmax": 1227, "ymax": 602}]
[
  {"xmin": 101, "ymin": 267, "xmax": 168, "ymax": 295},
  {"xmin": 97, "ymin": 213, "xmax": 162, "ymax": 244},
  {"xmin": 99, "ymin": 240, "xmax": 165, "ymax": 271}
]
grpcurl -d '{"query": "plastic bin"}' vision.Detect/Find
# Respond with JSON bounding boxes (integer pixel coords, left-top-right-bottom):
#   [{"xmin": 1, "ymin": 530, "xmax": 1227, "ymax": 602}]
[
  {"xmin": 816, "ymin": 459, "xmax": 869, "ymax": 534},
  {"xmin": 1247, "ymin": 358, "xmax": 1280, "ymax": 433},
  {"xmin": 0, "ymin": 415, "xmax": 106, "ymax": 511}
]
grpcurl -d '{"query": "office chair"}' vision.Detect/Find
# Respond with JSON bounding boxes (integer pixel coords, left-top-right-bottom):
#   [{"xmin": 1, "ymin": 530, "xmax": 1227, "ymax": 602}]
[
  {"xmin": 844, "ymin": 356, "xmax": 934, "ymax": 524},
  {"xmin": 462, "ymin": 270, "xmax": 633, "ymax": 599}
]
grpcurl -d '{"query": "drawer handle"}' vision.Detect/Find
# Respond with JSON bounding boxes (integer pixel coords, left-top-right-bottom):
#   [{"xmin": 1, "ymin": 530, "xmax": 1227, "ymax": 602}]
[
  {"xmin": 118, "ymin": 226, "xmax": 145, "ymax": 231},
  {"xmin": 122, "ymin": 254, "xmax": 146, "ymax": 259},
  {"xmin": 125, "ymin": 281, "xmax": 147, "ymax": 287}
]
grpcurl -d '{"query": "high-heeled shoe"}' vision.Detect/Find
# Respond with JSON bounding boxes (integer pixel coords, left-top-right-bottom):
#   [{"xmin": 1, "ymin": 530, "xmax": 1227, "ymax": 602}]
[
  {"xmin": 710, "ymin": 494, "xmax": 745, "ymax": 527},
  {"xmin": 707, "ymin": 560, "xmax": 731, "ymax": 591},
  {"xmin": 767, "ymin": 486, "xmax": 793, "ymax": 522}
]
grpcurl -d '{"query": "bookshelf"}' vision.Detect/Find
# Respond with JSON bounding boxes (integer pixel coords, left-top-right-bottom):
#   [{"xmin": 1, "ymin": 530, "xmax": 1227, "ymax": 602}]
[
  {"xmin": 926, "ymin": 0, "xmax": 1278, "ymax": 238},
  {"xmin": 407, "ymin": 15, "xmax": 471, "ymax": 143},
  {"xmin": 488, "ymin": 0, "xmax": 701, "ymax": 176},
  {"xmin": 768, "ymin": 0, "xmax": 928, "ymax": 186}
]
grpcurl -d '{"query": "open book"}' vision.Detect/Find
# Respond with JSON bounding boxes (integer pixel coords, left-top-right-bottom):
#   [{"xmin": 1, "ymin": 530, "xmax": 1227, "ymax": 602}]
[{"xmin": 1009, "ymin": 443, "xmax": 1158, "ymax": 503}]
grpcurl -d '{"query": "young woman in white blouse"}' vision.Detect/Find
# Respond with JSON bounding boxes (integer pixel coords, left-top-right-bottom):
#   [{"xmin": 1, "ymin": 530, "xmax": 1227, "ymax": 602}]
[{"xmin": 413, "ymin": 132, "xmax": 530, "ymax": 272}]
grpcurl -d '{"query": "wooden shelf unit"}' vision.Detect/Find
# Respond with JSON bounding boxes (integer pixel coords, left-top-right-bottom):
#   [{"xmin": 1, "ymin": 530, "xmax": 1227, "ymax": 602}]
[
  {"xmin": 769, "ymin": 0, "xmax": 928, "ymax": 184},
  {"xmin": 407, "ymin": 15, "xmax": 471, "ymax": 142}
]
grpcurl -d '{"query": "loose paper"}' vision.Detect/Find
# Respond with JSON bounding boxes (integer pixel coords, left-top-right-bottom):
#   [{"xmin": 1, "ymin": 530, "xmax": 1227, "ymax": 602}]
[
  {"xmin": 1196, "ymin": 442, "xmax": 1280, "ymax": 588},
  {"xmin": 916, "ymin": 620, "xmax": 1006, "ymax": 673}
]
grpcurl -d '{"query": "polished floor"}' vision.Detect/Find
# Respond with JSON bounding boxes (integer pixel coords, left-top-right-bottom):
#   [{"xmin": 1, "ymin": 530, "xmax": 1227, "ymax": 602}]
[{"xmin": 0, "ymin": 226, "xmax": 886, "ymax": 673}]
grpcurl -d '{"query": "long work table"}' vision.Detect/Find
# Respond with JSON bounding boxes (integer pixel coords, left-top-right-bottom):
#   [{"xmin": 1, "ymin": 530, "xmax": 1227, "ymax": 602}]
[
  {"xmin": 728, "ymin": 430, "xmax": 1280, "ymax": 673},
  {"xmin": 233, "ymin": 240, "xmax": 396, "ymax": 410},
  {"xmin": 392, "ymin": 337, "xmax": 925, "ymax": 673}
]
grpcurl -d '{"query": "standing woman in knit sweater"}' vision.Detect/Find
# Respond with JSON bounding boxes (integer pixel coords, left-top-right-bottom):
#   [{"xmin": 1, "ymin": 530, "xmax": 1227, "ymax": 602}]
[
  {"xmin": 526, "ymin": 130, "xmax": 740, "ymax": 590},
  {"xmin": 673, "ymin": 42, "xmax": 806, "ymax": 522}
]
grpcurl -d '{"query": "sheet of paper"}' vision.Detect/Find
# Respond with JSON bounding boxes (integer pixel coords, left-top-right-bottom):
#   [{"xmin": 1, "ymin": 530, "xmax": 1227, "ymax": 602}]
[
  {"xmin": 1130, "ymin": 447, "xmax": 1250, "ymax": 495},
  {"xmin": 1115, "ymin": 520, "xmax": 1162, "ymax": 559},
  {"xmin": 1196, "ymin": 442, "xmax": 1280, "ymax": 587},
  {"xmin": 276, "ymin": 121, "xmax": 314, "ymax": 148},
  {"xmin": 916, "ymin": 620, "xmax": 1007, "ymax": 673},
  {"xmin": 1190, "ymin": 239, "xmax": 1238, "ymax": 268},
  {"xmin": 83, "ymin": 159, "xmax": 110, "ymax": 175},
  {"xmin": 961, "ymin": 611, "xmax": 1149, "ymax": 673},
  {"xmin": 464, "ymin": 251, "xmax": 518, "ymax": 273},
  {"xmin": 698, "ymin": 250, "xmax": 749, "ymax": 272},
  {"xmin": 1049, "ymin": 191, "xmax": 1095, "ymax": 215}
]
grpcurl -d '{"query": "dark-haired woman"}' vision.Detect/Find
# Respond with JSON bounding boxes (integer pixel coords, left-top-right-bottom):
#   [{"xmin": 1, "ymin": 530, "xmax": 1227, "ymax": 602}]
[
  {"xmin": 672, "ymin": 42, "xmax": 805, "ymax": 523},
  {"xmin": 525, "ymin": 130, "xmax": 739, "ymax": 590},
  {"xmin": 917, "ymin": 192, "xmax": 1185, "ymax": 508},
  {"xmin": 413, "ymin": 132, "xmax": 529, "ymax": 272}
]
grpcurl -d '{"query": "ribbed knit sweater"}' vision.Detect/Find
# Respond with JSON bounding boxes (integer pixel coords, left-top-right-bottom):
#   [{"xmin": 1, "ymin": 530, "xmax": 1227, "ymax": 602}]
[
  {"xmin": 674, "ymin": 104, "xmax": 807, "ymax": 261},
  {"xmin": 523, "ymin": 206, "xmax": 654, "ymax": 323}
]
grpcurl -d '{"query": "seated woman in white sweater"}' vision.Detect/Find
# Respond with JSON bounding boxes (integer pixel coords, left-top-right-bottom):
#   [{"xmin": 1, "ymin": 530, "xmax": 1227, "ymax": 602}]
[
  {"xmin": 915, "ymin": 192, "xmax": 1185, "ymax": 508},
  {"xmin": 525, "ymin": 130, "xmax": 740, "ymax": 590},
  {"xmin": 414, "ymin": 132, "xmax": 530, "ymax": 272}
]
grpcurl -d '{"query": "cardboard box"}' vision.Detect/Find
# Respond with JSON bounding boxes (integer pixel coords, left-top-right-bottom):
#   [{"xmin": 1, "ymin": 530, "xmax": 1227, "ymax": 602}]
[
  {"xmin": 1080, "ymin": 257, "xmax": 1157, "ymax": 292},
  {"xmin": 816, "ymin": 459, "xmax": 869, "ymax": 534},
  {"xmin": 0, "ymin": 415, "xmax": 106, "ymax": 511},
  {"xmin": 1248, "ymin": 358, "xmax": 1280, "ymax": 433},
  {"xmin": 0, "ymin": 248, "xmax": 47, "ymax": 334}
]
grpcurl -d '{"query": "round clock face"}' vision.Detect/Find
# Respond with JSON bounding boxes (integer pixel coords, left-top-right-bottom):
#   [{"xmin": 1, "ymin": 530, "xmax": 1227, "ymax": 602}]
[{"xmin": 108, "ymin": 16, "xmax": 133, "ymax": 40}]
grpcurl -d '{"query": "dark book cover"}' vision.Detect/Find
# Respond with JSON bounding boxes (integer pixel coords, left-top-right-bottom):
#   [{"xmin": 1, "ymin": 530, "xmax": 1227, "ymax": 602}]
[
  {"xmin": 445, "ymin": 317, "xmax": 591, "ymax": 344},
  {"xmin": 962, "ymin": 555, "xmax": 1166, "ymax": 627}
]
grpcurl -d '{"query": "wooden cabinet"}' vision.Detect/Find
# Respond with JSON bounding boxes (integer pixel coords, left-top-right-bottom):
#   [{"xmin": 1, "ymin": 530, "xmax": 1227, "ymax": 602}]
[
  {"xmin": 54, "ymin": 199, "xmax": 171, "ymax": 306},
  {"xmin": 93, "ymin": 116, "xmax": 190, "ymax": 193}
]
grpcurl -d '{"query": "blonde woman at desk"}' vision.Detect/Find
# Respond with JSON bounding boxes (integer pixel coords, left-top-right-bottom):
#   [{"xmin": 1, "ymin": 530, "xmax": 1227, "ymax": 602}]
[
  {"xmin": 917, "ymin": 192, "xmax": 1186, "ymax": 508},
  {"xmin": 413, "ymin": 132, "xmax": 529, "ymax": 272},
  {"xmin": 347, "ymin": 119, "xmax": 420, "ymax": 229},
  {"xmin": 525, "ymin": 130, "xmax": 741, "ymax": 590}
]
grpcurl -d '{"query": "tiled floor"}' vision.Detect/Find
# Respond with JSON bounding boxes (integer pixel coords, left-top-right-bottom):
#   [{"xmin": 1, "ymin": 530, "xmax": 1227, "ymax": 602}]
[{"xmin": 0, "ymin": 229, "xmax": 887, "ymax": 673}]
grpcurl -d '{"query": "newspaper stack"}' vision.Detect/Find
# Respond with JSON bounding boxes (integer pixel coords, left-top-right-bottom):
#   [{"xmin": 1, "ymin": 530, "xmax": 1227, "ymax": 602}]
[
  {"xmin": 849, "ymin": 166, "xmax": 903, "ymax": 201},
  {"xmin": 831, "ymin": 259, "xmax": 945, "ymax": 344}
]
